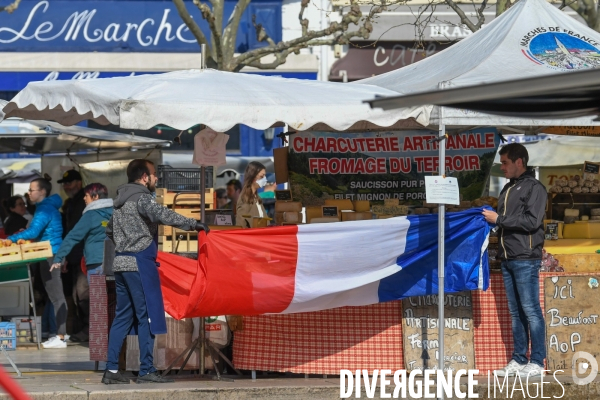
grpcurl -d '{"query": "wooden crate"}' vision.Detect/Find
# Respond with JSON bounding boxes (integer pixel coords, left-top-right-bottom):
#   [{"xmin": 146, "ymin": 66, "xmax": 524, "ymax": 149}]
[
  {"xmin": 172, "ymin": 208, "xmax": 202, "ymax": 219},
  {"xmin": 0, "ymin": 245, "xmax": 23, "ymax": 264},
  {"xmin": 159, "ymin": 224, "xmax": 243, "ymax": 236},
  {"xmin": 156, "ymin": 188, "xmax": 215, "ymax": 207},
  {"xmin": 208, "ymin": 225, "xmax": 243, "ymax": 231},
  {"xmin": 159, "ymin": 225, "xmax": 196, "ymax": 236},
  {"xmin": 158, "ymin": 239, "xmax": 198, "ymax": 253},
  {"xmin": 21, "ymin": 241, "xmax": 53, "ymax": 260}
]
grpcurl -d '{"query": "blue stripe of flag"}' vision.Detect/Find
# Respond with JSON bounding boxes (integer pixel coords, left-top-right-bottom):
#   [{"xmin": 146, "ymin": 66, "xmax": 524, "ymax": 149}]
[{"xmin": 378, "ymin": 207, "xmax": 492, "ymax": 302}]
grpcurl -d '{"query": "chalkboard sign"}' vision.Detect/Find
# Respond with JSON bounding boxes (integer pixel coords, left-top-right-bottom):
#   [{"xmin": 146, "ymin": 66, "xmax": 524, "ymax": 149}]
[
  {"xmin": 584, "ymin": 161, "xmax": 600, "ymax": 174},
  {"xmin": 544, "ymin": 275, "xmax": 600, "ymax": 375},
  {"xmin": 401, "ymin": 292, "xmax": 475, "ymax": 372},
  {"xmin": 545, "ymin": 222, "xmax": 559, "ymax": 240},
  {"xmin": 322, "ymin": 206, "xmax": 338, "ymax": 217},
  {"xmin": 275, "ymin": 190, "xmax": 293, "ymax": 201}
]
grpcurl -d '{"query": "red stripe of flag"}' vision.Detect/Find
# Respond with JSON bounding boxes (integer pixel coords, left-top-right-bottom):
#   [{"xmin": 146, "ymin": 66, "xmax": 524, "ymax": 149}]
[{"xmin": 160, "ymin": 225, "xmax": 299, "ymax": 318}]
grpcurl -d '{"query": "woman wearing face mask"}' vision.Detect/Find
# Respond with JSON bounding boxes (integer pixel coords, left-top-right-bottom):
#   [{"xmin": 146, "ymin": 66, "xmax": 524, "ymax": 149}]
[
  {"xmin": 236, "ymin": 161, "xmax": 268, "ymax": 228},
  {"xmin": 3, "ymin": 196, "xmax": 28, "ymax": 235}
]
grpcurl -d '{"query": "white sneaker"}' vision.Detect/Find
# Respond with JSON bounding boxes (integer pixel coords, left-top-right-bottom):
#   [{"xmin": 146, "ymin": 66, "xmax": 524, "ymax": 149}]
[
  {"xmin": 494, "ymin": 360, "xmax": 526, "ymax": 377},
  {"xmin": 42, "ymin": 336, "xmax": 67, "ymax": 349},
  {"xmin": 519, "ymin": 363, "xmax": 545, "ymax": 377}
]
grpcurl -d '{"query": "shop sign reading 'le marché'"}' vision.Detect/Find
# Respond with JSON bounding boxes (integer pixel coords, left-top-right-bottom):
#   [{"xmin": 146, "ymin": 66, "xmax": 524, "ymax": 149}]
[{"xmin": 0, "ymin": 0, "xmax": 282, "ymax": 52}]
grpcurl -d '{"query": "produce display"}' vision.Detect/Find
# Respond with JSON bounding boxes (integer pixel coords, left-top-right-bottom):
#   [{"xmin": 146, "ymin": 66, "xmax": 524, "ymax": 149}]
[
  {"xmin": 550, "ymin": 175, "xmax": 600, "ymax": 194},
  {"xmin": 0, "ymin": 239, "xmax": 33, "ymax": 247},
  {"xmin": 0, "ymin": 240, "xmax": 52, "ymax": 264}
]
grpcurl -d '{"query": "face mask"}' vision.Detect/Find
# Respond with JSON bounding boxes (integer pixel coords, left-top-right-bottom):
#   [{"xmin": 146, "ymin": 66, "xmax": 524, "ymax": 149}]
[{"xmin": 256, "ymin": 177, "xmax": 267, "ymax": 188}]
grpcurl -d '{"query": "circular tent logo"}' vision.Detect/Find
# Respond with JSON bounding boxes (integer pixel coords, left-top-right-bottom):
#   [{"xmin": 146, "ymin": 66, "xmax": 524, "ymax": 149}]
[{"xmin": 521, "ymin": 31, "xmax": 600, "ymax": 70}]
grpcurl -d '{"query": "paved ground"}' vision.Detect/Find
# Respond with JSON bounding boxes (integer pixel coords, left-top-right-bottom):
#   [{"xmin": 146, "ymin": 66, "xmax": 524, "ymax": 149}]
[{"xmin": 2, "ymin": 343, "xmax": 600, "ymax": 399}]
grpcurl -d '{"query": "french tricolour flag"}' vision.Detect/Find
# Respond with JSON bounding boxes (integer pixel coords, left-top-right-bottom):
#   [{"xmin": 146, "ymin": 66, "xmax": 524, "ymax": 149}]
[{"xmin": 159, "ymin": 207, "xmax": 491, "ymax": 318}]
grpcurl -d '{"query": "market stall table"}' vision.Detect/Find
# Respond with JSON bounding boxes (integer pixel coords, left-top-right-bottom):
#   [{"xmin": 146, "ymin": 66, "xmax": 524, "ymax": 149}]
[{"xmin": 0, "ymin": 257, "xmax": 46, "ymax": 377}]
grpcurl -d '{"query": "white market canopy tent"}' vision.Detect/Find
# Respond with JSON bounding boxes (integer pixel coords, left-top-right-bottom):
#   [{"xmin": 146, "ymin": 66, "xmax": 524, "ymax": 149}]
[
  {"xmin": 359, "ymin": 0, "xmax": 600, "ymax": 127},
  {"xmin": 0, "ymin": 70, "xmax": 423, "ymax": 132},
  {"xmin": 3, "ymin": 0, "xmax": 600, "ymax": 131},
  {"xmin": 494, "ymin": 135, "xmax": 600, "ymax": 167},
  {"xmin": 0, "ymin": 118, "xmax": 171, "ymax": 154}
]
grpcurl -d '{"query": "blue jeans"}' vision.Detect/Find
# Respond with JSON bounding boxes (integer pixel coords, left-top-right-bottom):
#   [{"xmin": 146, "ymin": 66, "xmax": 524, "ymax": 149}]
[
  {"xmin": 42, "ymin": 302, "xmax": 56, "ymax": 336},
  {"xmin": 501, "ymin": 259, "xmax": 546, "ymax": 367},
  {"xmin": 106, "ymin": 271, "xmax": 156, "ymax": 376}
]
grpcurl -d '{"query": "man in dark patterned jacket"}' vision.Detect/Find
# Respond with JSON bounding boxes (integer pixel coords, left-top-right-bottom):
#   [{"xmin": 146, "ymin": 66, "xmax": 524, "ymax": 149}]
[{"xmin": 102, "ymin": 159, "xmax": 209, "ymax": 384}]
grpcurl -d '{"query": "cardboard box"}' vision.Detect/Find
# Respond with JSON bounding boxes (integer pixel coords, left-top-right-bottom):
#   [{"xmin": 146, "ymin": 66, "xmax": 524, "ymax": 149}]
[
  {"xmin": 342, "ymin": 211, "xmax": 373, "ymax": 222},
  {"xmin": 324, "ymin": 199, "xmax": 354, "ymax": 211},
  {"xmin": 372, "ymin": 205, "xmax": 409, "ymax": 216},
  {"xmin": 251, "ymin": 217, "xmax": 271, "ymax": 228},
  {"xmin": 310, "ymin": 217, "xmax": 340, "ymax": 223},
  {"xmin": 275, "ymin": 201, "xmax": 302, "ymax": 213},
  {"xmin": 276, "ymin": 212, "xmax": 302, "ymax": 224},
  {"xmin": 305, "ymin": 206, "xmax": 323, "ymax": 223},
  {"xmin": 353, "ymin": 200, "xmax": 371, "ymax": 212},
  {"xmin": 127, "ymin": 317, "xmax": 199, "ymax": 371}
]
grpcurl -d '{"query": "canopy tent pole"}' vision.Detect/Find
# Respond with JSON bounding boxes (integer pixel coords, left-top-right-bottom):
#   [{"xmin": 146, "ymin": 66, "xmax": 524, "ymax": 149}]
[
  {"xmin": 437, "ymin": 123, "xmax": 446, "ymax": 399},
  {"xmin": 437, "ymin": 83, "xmax": 446, "ymax": 400},
  {"xmin": 199, "ymin": 43, "xmax": 207, "ymax": 376}
]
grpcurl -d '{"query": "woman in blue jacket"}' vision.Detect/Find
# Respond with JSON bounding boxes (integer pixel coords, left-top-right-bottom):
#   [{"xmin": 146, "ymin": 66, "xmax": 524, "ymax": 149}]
[
  {"xmin": 50, "ymin": 183, "xmax": 113, "ymax": 343},
  {"xmin": 8, "ymin": 177, "xmax": 67, "ymax": 349},
  {"xmin": 51, "ymin": 183, "xmax": 113, "ymax": 281}
]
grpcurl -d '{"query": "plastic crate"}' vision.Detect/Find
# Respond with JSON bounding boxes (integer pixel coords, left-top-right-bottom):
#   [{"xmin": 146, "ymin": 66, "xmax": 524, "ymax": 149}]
[
  {"xmin": 0, "ymin": 322, "xmax": 16, "ymax": 338},
  {"xmin": 11, "ymin": 316, "xmax": 41, "ymax": 344},
  {"xmin": 1, "ymin": 338, "xmax": 16, "ymax": 350},
  {"xmin": 157, "ymin": 165, "xmax": 214, "ymax": 192},
  {"xmin": 0, "ymin": 322, "xmax": 16, "ymax": 350}
]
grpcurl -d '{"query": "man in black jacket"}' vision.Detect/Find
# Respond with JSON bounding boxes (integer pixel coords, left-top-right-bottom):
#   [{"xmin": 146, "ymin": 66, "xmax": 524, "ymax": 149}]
[
  {"xmin": 482, "ymin": 143, "xmax": 547, "ymax": 378},
  {"xmin": 58, "ymin": 169, "xmax": 88, "ymax": 342}
]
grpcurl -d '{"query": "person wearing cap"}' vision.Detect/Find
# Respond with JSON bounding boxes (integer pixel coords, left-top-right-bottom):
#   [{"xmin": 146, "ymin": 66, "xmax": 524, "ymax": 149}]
[{"xmin": 57, "ymin": 169, "xmax": 88, "ymax": 342}]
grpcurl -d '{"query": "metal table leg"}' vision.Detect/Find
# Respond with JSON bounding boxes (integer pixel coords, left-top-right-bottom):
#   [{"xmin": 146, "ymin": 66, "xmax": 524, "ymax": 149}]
[{"xmin": 27, "ymin": 264, "xmax": 40, "ymax": 350}]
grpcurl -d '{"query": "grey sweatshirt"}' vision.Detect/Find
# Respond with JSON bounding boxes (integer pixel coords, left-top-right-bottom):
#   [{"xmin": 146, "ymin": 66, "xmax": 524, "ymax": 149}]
[{"xmin": 106, "ymin": 183, "xmax": 196, "ymax": 272}]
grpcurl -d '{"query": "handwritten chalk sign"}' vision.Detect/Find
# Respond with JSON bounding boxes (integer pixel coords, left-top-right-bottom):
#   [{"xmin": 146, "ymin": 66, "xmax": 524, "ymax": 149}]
[
  {"xmin": 544, "ymin": 275, "xmax": 600, "ymax": 374},
  {"xmin": 401, "ymin": 292, "xmax": 475, "ymax": 372},
  {"xmin": 322, "ymin": 206, "xmax": 338, "ymax": 218},
  {"xmin": 275, "ymin": 190, "xmax": 293, "ymax": 201}
]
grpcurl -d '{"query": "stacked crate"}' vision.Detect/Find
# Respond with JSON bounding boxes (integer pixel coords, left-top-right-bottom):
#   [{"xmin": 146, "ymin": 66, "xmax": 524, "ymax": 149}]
[
  {"xmin": 156, "ymin": 188, "xmax": 215, "ymax": 253},
  {"xmin": 0, "ymin": 322, "xmax": 16, "ymax": 351},
  {"xmin": 0, "ymin": 241, "xmax": 52, "ymax": 264},
  {"xmin": 11, "ymin": 316, "xmax": 41, "ymax": 346}
]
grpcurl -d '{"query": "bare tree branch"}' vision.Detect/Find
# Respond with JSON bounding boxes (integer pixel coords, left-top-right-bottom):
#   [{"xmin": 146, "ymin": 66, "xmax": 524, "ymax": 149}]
[
  {"xmin": 172, "ymin": 0, "xmax": 209, "ymax": 47},
  {"xmin": 444, "ymin": 0, "xmax": 478, "ymax": 32},
  {"xmin": 567, "ymin": 0, "xmax": 599, "ymax": 30},
  {"xmin": 253, "ymin": 15, "xmax": 277, "ymax": 47},
  {"xmin": 194, "ymin": 0, "xmax": 224, "ymax": 69},
  {"xmin": 0, "ymin": 0, "xmax": 21, "ymax": 13},
  {"xmin": 496, "ymin": 0, "xmax": 512, "ymax": 17},
  {"xmin": 222, "ymin": 0, "xmax": 252, "ymax": 63},
  {"xmin": 246, "ymin": 49, "xmax": 297, "ymax": 69},
  {"xmin": 299, "ymin": 0, "xmax": 310, "ymax": 37},
  {"xmin": 233, "ymin": 1, "xmax": 386, "ymax": 70},
  {"xmin": 475, "ymin": 0, "xmax": 488, "ymax": 30}
]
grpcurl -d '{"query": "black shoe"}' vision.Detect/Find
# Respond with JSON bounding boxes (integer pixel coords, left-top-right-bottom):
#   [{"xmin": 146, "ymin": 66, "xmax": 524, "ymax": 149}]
[
  {"xmin": 137, "ymin": 371, "xmax": 174, "ymax": 384},
  {"xmin": 102, "ymin": 370, "xmax": 130, "ymax": 384}
]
